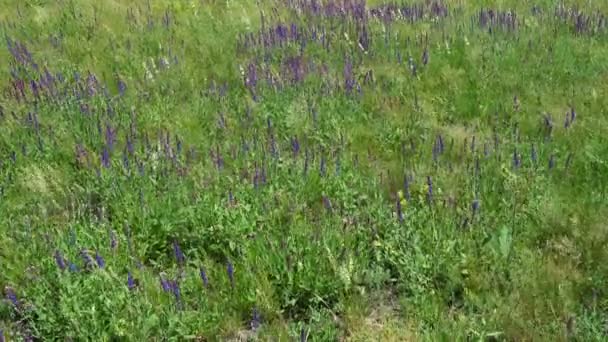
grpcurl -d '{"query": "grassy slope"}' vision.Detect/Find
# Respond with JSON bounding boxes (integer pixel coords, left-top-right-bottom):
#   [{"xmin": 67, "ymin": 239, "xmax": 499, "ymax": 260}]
[{"xmin": 0, "ymin": 0, "xmax": 607, "ymax": 340}]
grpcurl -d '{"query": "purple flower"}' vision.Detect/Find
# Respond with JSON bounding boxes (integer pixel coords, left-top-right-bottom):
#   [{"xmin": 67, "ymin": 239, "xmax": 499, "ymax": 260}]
[
  {"xmin": 549, "ymin": 154, "xmax": 555, "ymax": 170},
  {"xmin": 343, "ymin": 58, "xmax": 355, "ymax": 94},
  {"xmin": 95, "ymin": 251, "xmax": 105, "ymax": 268},
  {"xmin": 80, "ymin": 249, "xmax": 95, "ymax": 268},
  {"xmin": 422, "ymin": 48, "xmax": 429, "ymax": 65},
  {"xmin": 159, "ymin": 274, "xmax": 171, "ymax": 292},
  {"xmin": 512, "ymin": 149, "xmax": 520, "ymax": 169},
  {"xmin": 110, "ymin": 230, "xmax": 118, "ymax": 250},
  {"xmin": 320, "ymin": 155, "xmax": 326, "ymax": 177},
  {"xmin": 69, "ymin": 262, "xmax": 78, "ymax": 272},
  {"xmin": 291, "ymin": 136, "xmax": 300, "ymax": 157},
  {"xmin": 0, "ymin": 329, "xmax": 4, "ymax": 342},
  {"xmin": 396, "ymin": 197, "xmax": 403, "ymax": 223},
  {"xmin": 403, "ymin": 174, "xmax": 411, "ymax": 201},
  {"xmin": 251, "ymin": 307, "xmax": 261, "ymax": 331},
  {"xmin": 171, "ymin": 280, "xmax": 181, "ymax": 302},
  {"xmin": 117, "ymin": 79, "xmax": 127, "ymax": 96},
  {"xmin": 4, "ymin": 286, "xmax": 19, "ymax": 307},
  {"xmin": 570, "ymin": 107, "xmax": 576, "ymax": 123},
  {"xmin": 101, "ymin": 147, "xmax": 110, "ymax": 168},
  {"xmin": 227, "ymin": 261, "xmax": 234, "ymax": 289},
  {"xmin": 128, "ymin": 271, "xmax": 136, "ymax": 290},
  {"xmin": 200, "ymin": 266, "xmax": 209, "ymax": 288},
  {"xmin": 322, "ymin": 195, "xmax": 332, "ymax": 213},
  {"xmin": 173, "ymin": 240, "xmax": 185, "ymax": 265},
  {"xmin": 54, "ymin": 250, "xmax": 66, "ymax": 270},
  {"xmin": 427, "ymin": 176, "xmax": 433, "ymax": 204},
  {"xmin": 472, "ymin": 198, "xmax": 480, "ymax": 216},
  {"xmin": 531, "ymin": 144, "xmax": 537, "ymax": 164},
  {"xmin": 300, "ymin": 326, "xmax": 308, "ymax": 342}
]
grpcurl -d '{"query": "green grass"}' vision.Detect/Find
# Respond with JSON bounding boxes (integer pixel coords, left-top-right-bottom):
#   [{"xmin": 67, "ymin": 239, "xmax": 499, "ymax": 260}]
[{"xmin": 1, "ymin": 0, "xmax": 607, "ymax": 340}]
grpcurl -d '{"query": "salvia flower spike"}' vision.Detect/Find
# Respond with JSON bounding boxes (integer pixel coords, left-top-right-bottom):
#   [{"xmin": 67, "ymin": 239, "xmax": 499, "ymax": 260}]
[
  {"xmin": 128, "ymin": 271, "xmax": 136, "ymax": 290},
  {"xmin": 54, "ymin": 250, "xmax": 66, "ymax": 270},
  {"xmin": 200, "ymin": 266, "xmax": 209, "ymax": 288},
  {"xmin": 95, "ymin": 251, "xmax": 105, "ymax": 268},
  {"xmin": 4, "ymin": 286, "xmax": 19, "ymax": 307},
  {"xmin": 227, "ymin": 261, "xmax": 235, "ymax": 289}
]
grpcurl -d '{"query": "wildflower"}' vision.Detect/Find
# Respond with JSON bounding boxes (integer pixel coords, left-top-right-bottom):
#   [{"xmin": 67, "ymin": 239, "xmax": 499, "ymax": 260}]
[
  {"xmin": 403, "ymin": 174, "xmax": 411, "ymax": 201},
  {"xmin": 173, "ymin": 240, "xmax": 185, "ymax": 265},
  {"xmin": 251, "ymin": 307, "xmax": 261, "ymax": 331},
  {"xmin": 549, "ymin": 154, "xmax": 555, "ymax": 170},
  {"xmin": 95, "ymin": 251, "xmax": 105, "ymax": 268},
  {"xmin": 54, "ymin": 250, "xmax": 66, "ymax": 270},
  {"xmin": 171, "ymin": 280, "xmax": 181, "ymax": 303},
  {"xmin": 110, "ymin": 230, "xmax": 118, "ymax": 250},
  {"xmin": 101, "ymin": 147, "xmax": 110, "ymax": 168},
  {"xmin": 127, "ymin": 271, "xmax": 136, "ymax": 290},
  {"xmin": 300, "ymin": 326, "xmax": 308, "ymax": 342},
  {"xmin": 69, "ymin": 262, "xmax": 78, "ymax": 272},
  {"xmin": 117, "ymin": 78, "xmax": 127, "ymax": 96},
  {"xmin": 396, "ymin": 196, "xmax": 403, "ymax": 223},
  {"xmin": 422, "ymin": 48, "xmax": 429, "ymax": 65},
  {"xmin": 4, "ymin": 286, "xmax": 18, "ymax": 307},
  {"xmin": 472, "ymin": 198, "xmax": 480, "ymax": 216},
  {"xmin": 531, "ymin": 144, "xmax": 537, "ymax": 164},
  {"xmin": 427, "ymin": 176, "xmax": 433, "ymax": 204},
  {"xmin": 160, "ymin": 274, "xmax": 171, "ymax": 292},
  {"xmin": 200, "ymin": 266, "xmax": 209, "ymax": 288},
  {"xmin": 570, "ymin": 107, "xmax": 576, "ymax": 123},
  {"xmin": 227, "ymin": 261, "xmax": 234, "ymax": 289},
  {"xmin": 322, "ymin": 196, "xmax": 332, "ymax": 213},
  {"xmin": 512, "ymin": 149, "xmax": 520, "ymax": 169},
  {"xmin": 320, "ymin": 155, "xmax": 326, "ymax": 177},
  {"xmin": 80, "ymin": 249, "xmax": 95, "ymax": 269}
]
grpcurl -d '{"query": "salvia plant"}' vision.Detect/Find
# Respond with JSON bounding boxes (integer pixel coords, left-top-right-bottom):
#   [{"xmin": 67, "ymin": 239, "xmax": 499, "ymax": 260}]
[{"xmin": 0, "ymin": 0, "xmax": 607, "ymax": 340}]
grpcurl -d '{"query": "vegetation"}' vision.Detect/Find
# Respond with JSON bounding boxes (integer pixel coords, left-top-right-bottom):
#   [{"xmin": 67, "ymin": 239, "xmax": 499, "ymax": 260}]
[{"xmin": 1, "ymin": 0, "xmax": 607, "ymax": 340}]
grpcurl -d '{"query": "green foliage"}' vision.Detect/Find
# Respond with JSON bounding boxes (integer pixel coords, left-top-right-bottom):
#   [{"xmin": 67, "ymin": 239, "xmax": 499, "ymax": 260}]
[{"xmin": 0, "ymin": 0, "xmax": 607, "ymax": 340}]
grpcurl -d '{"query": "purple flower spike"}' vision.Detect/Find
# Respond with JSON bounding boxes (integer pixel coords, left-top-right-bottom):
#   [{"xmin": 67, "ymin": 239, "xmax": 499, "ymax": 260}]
[
  {"xmin": 227, "ymin": 261, "xmax": 234, "ymax": 289},
  {"xmin": 251, "ymin": 307, "xmax": 261, "ymax": 331},
  {"xmin": 117, "ymin": 79, "xmax": 127, "ymax": 96},
  {"xmin": 4, "ymin": 286, "xmax": 19, "ymax": 307},
  {"xmin": 396, "ymin": 197, "xmax": 403, "ymax": 223},
  {"xmin": 200, "ymin": 266, "xmax": 209, "ymax": 288},
  {"xmin": 173, "ymin": 240, "xmax": 185, "ymax": 265},
  {"xmin": 54, "ymin": 250, "xmax": 66, "ymax": 270},
  {"xmin": 110, "ymin": 230, "xmax": 118, "ymax": 250},
  {"xmin": 80, "ymin": 249, "xmax": 95, "ymax": 268},
  {"xmin": 472, "ymin": 198, "xmax": 480, "ymax": 216},
  {"xmin": 160, "ymin": 274, "xmax": 171, "ymax": 292},
  {"xmin": 570, "ymin": 107, "xmax": 576, "ymax": 123},
  {"xmin": 128, "ymin": 271, "xmax": 136, "ymax": 290},
  {"xmin": 300, "ymin": 326, "xmax": 308, "ymax": 342},
  {"xmin": 422, "ymin": 48, "xmax": 429, "ymax": 65},
  {"xmin": 171, "ymin": 280, "xmax": 181, "ymax": 302},
  {"xmin": 322, "ymin": 195, "xmax": 332, "ymax": 213},
  {"xmin": 427, "ymin": 176, "xmax": 433, "ymax": 205},
  {"xmin": 101, "ymin": 147, "xmax": 110, "ymax": 168},
  {"xmin": 512, "ymin": 149, "xmax": 520, "ymax": 169},
  {"xmin": 403, "ymin": 174, "xmax": 411, "ymax": 201},
  {"xmin": 95, "ymin": 251, "xmax": 105, "ymax": 268}
]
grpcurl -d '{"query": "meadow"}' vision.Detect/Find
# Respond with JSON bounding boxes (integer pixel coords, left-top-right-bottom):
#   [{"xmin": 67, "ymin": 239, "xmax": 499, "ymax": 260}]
[{"xmin": 1, "ymin": 0, "xmax": 608, "ymax": 340}]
